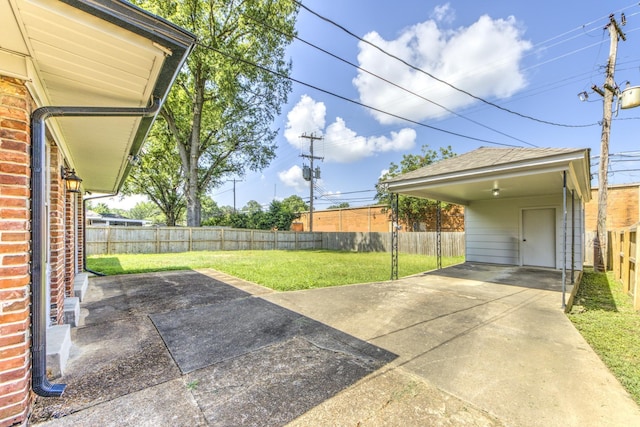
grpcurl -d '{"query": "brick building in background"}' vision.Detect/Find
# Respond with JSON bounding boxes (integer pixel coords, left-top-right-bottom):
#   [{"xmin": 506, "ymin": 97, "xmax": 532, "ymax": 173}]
[
  {"xmin": 296, "ymin": 204, "xmax": 465, "ymax": 232},
  {"xmin": 584, "ymin": 183, "xmax": 640, "ymax": 230}
]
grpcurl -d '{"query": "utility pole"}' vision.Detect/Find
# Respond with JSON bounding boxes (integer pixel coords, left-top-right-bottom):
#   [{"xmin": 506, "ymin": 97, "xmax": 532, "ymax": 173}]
[
  {"xmin": 594, "ymin": 13, "xmax": 626, "ymax": 272},
  {"xmin": 300, "ymin": 132, "xmax": 323, "ymax": 231},
  {"xmin": 227, "ymin": 179, "xmax": 239, "ymax": 213}
]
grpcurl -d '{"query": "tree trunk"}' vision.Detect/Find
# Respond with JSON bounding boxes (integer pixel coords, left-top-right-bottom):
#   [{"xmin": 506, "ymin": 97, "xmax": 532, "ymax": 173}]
[{"xmin": 186, "ymin": 75, "xmax": 205, "ymax": 227}]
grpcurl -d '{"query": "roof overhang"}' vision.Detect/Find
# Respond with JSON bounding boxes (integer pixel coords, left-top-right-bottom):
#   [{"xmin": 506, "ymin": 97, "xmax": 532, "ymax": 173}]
[
  {"xmin": 386, "ymin": 149, "xmax": 592, "ymax": 206},
  {"xmin": 1, "ymin": 0, "xmax": 195, "ymax": 193}
]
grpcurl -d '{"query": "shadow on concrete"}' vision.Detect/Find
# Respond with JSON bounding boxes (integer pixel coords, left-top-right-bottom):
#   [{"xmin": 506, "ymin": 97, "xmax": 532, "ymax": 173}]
[
  {"xmin": 424, "ymin": 262, "xmax": 564, "ymax": 292},
  {"xmin": 31, "ymin": 270, "xmax": 396, "ymax": 426}
]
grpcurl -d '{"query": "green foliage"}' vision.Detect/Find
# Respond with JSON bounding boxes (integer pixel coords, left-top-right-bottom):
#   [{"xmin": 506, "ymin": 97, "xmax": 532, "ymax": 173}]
[
  {"xmin": 87, "ymin": 250, "xmax": 465, "ymax": 291},
  {"xmin": 376, "ymin": 145, "xmax": 455, "ymax": 230},
  {"xmin": 281, "ymin": 195, "xmax": 308, "ymax": 213},
  {"xmin": 132, "ymin": 0, "xmax": 298, "ymax": 226},
  {"xmin": 128, "ymin": 201, "xmax": 164, "ymax": 225},
  {"xmin": 86, "ymin": 202, "xmax": 127, "ymax": 217},
  {"xmin": 264, "ymin": 199, "xmax": 298, "ymax": 230},
  {"xmin": 88, "ymin": 202, "xmax": 112, "ymax": 215},
  {"xmin": 200, "ymin": 195, "xmax": 223, "ymax": 224},
  {"xmin": 568, "ymin": 270, "xmax": 640, "ymax": 405},
  {"xmin": 122, "ymin": 131, "xmax": 186, "ymax": 226},
  {"xmin": 202, "ymin": 195, "xmax": 309, "ymax": 230},
  {"xmin": 244, "ymin": 200, "xmax": 264, "ymax": 214},
  {"xmin": 328, "ymin": 202, "xmax": 350, "ymax": 209},
  {"xmin": 202, "ymin": 195, "xmax": 305, "ymax": 230}
]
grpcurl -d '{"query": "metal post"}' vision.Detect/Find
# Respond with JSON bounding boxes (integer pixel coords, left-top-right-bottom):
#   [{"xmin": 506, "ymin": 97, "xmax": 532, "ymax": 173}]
[
  {"xmin": 436, "ymin": 201, "xmax": 442, "ymax": 270},
  {"xmin": 571, "ymin": 190, "xmax": 575, "ymax": 284},
  {"xmin": 562, "ymin": 171, "xmax": 567, "ymax": 309},
  {"xmin": 391, "ymin": 193, "xmax": 399, "ymax": 280}
]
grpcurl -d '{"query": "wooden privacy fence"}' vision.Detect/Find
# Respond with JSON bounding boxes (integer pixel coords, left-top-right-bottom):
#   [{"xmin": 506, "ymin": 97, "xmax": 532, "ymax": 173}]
[
  {"xmin": 86, "ymin": 226, "xmax": 465, "ymax": 258},
  {"xmin": 610, "ymin": 224, "xmax": 639, "ymax": 310}
]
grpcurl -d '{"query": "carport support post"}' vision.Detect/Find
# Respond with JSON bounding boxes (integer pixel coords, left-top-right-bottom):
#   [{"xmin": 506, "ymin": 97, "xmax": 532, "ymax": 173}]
[
  {"xmin": 571, "ymin": 190, "xmax": 575, "ymax": 284},
  {"xmin": 562, "ymin": 171, "xmax": 567, "ymax": 309},
  {"xmin": 391, "ymin": 192, "xmax": 399, "ymax": 280},
  {"xmin": 436, "ymin": 201, "xmax": 442, "ymax": 270}
]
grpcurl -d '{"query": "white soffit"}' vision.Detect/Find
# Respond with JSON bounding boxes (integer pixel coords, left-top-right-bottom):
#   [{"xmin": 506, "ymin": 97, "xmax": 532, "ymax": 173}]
[{"xmin": 6, "ymin": 0, "xmax": 170, "ymax": 193}]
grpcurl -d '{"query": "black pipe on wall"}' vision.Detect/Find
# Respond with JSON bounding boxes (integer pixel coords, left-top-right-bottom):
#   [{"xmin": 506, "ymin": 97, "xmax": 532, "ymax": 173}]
[{"xmin": 31, "ymin": 100, "xmax": 160, "ymax": 397}]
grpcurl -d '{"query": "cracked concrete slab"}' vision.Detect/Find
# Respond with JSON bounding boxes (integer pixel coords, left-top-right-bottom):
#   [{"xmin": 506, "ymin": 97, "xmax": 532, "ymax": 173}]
[
  {"xmin": 31, "ymin": 316, "xmax": 180, "ymax": 422},
  {"xmin": 81, "ymin": 270, "xmax": 250, "ymax": 325},
  {"xmin": 186, "ymin": 336, "xmax": 389, "ymax": 426},
  {"xmin": 151, "ymin": 293, "xmax": 396, "ymax": 373},
  {"xmin": 34, "ymin": 378, "xmax": 206, "ymax": 427}
]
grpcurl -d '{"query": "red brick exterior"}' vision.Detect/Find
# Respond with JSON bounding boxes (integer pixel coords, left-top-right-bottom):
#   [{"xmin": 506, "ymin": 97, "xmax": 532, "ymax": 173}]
[
  {"xmin": 49, "ymin": 144, "xmax": 66, "ymax": 325},
  {"xmin": 0, "ymin": 76, "xmax": 33, "ymax": 426},
  {"xmin": 585, "ymin": 184, "xmax": 640, "ymax": 231},
  {"xmin": 77, "ymin": 194, "xmax": 84, "ymax": 272},
  {"xmin": 0, "ymin": 73, "xmax": 86, "ymax": 425},
  {"xmin": 297, "ymin": 204, "xmax": 465, "ymax": 232}
]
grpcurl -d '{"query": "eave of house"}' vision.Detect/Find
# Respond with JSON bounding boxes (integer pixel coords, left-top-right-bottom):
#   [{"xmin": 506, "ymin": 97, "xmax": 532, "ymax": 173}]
[
  {"xmin": 386, "ymin": 148, "xmax": 592, "ymax": 206},
  {"xmin": 1, "ymin": 0, "xmax": 195, "ymax": 193}
]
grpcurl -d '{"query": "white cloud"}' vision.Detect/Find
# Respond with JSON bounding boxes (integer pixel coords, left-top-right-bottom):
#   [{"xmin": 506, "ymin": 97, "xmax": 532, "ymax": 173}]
[
  {"xmin": 284, "ymin": 95, "xmax": 325, "ymax": 150},
  {"xmin": 430, "ymin": 3, "xmax": 454, "ymax": 24},
  {"xmin": 379, "ymin": 169, "xmax": 390, "ymax": 180},
  {"xmin": 284, "ymin": 95, "xmax": 417, "ymax": 163},
  {"xmin": 278, "ymin": 165, "xmax": 308, "ymax": 193},
  {"xmin": 353, "ymin": 7, "xmax": 532, "ymax": 124}
]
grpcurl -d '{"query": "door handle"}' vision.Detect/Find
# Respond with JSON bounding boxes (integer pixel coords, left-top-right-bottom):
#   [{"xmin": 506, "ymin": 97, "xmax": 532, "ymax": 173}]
[{"xmin": 523, "ymin": 239, "xmax": 527, "ymax": 242}]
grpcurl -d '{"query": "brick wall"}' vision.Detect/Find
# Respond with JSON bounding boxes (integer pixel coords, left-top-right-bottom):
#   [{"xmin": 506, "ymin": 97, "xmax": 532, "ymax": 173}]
[
  {"xmin": 48, "ymin": 144, "xmax": 65, "ymax": 325},
  {"xmin": 299, "ymin": 205, "xmax": 392, "ymax": 232},
  {"xmin": 0, "ymin": 76, "xmax": 33, "ymax": 425},
  {"xmin": 298, "ymin": 204, "xmax": 465, "ymax": 232},
  {"xmin": 64, "ymin": 193, "xmax": 74, "ymax": 297},
  {"xmin": 77, "ymin": 193, "xmax": 84, "ymax": 272},
  {"xmin": 585, "ymin": 185, "xmax": 640, "ymax": 231}
]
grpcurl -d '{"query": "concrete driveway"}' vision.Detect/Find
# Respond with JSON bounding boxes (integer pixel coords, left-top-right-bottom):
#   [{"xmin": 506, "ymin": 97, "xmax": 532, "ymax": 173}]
[
  {"xmin": 263, "ymin": 263, "xmax": 640, "ymax": 426},
  {"xmin": 32, "ymin": 263, "xmax": 640, "ymax": 426}
]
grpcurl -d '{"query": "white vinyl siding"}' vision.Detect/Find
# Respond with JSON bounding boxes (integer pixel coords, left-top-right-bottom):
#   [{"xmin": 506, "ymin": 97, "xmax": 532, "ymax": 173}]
[{"xmin": 466, "ymin": 194, "xmax": 584, "ymax": 270}]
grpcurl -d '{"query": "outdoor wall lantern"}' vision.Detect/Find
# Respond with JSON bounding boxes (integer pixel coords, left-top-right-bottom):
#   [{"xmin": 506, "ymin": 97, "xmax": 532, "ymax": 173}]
[
  {"xmin": 62, "ymin": 167, "xmax": 82, "ymax": 193},
  {"xmin": 492, "ymin": 188, "xmax": 500, "ymax": 197}
]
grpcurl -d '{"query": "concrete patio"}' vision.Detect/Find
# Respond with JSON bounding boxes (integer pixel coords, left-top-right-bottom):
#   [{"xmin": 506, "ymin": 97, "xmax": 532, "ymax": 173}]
[{"xmin": 32, "ymin": 264, "xmax": 640, "ymax": 426}]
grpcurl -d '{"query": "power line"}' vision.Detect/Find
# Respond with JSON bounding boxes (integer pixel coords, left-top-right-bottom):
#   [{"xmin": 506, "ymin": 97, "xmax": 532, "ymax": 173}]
[
  {"xmin": 294, "ymin": 0, "xmax": 602, "ymax": 128},
  {"xmin": 196, "ymin": 41, "xmax": 522, "ymax": 147},
  {"xmin": 244, "ymin": 13, "xmax": 536, "ymax": 147}
]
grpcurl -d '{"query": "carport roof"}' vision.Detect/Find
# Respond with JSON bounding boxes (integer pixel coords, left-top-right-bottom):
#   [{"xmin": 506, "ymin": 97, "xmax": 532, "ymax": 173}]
[{"xmin": 384, "ymin": 147, "xmax": 591, "ymax": 205}]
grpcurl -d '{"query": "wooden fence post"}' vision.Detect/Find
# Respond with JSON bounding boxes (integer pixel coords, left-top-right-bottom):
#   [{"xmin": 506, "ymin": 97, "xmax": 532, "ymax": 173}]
[
  {"xmin": 612, "ymin": 231, "xmax": 621, "ymax": 281},
  {"xmin": 633, "ymin": 229, "xmax": 639, "ymax": 310},
  {"xmin": 622, "ymin": 230, "xmax": 631, "ymax": 292}
]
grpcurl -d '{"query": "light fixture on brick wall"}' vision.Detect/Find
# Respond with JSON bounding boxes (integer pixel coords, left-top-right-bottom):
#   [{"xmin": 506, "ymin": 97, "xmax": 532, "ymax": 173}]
[{"xmin": 62, "ymin": 167, "xmax": 82, "ymax": 193}]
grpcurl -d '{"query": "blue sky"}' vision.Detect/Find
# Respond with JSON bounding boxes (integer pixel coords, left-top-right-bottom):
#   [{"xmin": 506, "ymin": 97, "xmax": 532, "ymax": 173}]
[{"xmin": 109, "ymin": 1, "xmax": 640, "ymax": 211}]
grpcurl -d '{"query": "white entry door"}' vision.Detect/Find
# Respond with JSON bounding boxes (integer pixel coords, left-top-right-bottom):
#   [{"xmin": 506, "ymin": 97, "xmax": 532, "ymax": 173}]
[{"xmin": 522, "ymin": 208, "xmax": 556, "ymax": 268}]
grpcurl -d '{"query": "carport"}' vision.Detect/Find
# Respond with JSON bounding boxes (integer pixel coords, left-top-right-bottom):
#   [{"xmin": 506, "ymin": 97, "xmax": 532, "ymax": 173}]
[{"xmin": 384, "ymin": 147, "xmax": 592, "ymax": 307}]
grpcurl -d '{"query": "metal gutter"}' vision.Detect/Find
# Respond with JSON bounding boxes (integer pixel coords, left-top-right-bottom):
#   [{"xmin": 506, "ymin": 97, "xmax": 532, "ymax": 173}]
[
  {"xmin": 58, "ymin": 0, "xmax": 196, "ymax": 192},
  {"xmin": 31, "ymin": 101, "xmax": 160, "ymax": 397}
]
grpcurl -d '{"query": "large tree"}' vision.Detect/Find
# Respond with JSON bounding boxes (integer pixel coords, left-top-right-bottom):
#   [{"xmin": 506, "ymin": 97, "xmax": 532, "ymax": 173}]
[
  {"xmin": 134, "ymin": 0, "xmax": 298, "ymax": 226},
  {"xmin": 122, "ymin": 130, "xmax": 186, "ymax": 226},
  {"xmin": 281, "ymin": 194, "xmax": 308, "ymax": 213},
  {"xmin": 376, "ymin": 145, "xmax": 456, "ymax": 230}
]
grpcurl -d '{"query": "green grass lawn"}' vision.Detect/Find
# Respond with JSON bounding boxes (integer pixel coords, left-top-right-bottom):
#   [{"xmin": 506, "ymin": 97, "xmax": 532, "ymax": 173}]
[
  {"xmin": 568, "ymin": 270, "xmax": 640, "ymax": 405},
  {"xmin": 87, "ymin": 250, "xmax": 464, "ymax": 291}
]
